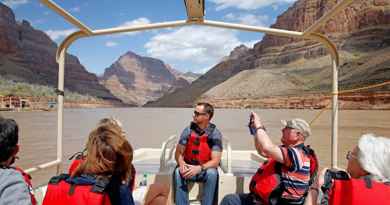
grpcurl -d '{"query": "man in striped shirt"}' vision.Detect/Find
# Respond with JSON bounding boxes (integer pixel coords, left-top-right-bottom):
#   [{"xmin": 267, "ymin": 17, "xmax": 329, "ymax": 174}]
[{"xmin": 221, "ymin": 112, "xmax": 317, "ymax": 205}]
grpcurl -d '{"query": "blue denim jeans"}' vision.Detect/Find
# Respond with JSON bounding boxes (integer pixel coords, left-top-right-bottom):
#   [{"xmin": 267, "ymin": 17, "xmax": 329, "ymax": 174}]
[{"xmin": 174, "ymin": 167, "xmax": 218, "ymax": 205}]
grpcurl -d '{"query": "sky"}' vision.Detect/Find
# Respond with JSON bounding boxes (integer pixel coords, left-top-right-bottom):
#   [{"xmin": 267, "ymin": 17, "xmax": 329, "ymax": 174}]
[{"xmin": 2, "ymin": 0, "xmax": 297, "ymax": 75}]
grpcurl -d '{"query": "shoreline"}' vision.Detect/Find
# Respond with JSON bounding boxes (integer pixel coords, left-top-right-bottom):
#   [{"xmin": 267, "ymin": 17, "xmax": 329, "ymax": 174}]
[
  {"xmin": 201, "ymin": 92, "xmax": 390, "ymax": 110},
  {"xmin": 1, "ymin": 92, "xmax": 390, "ymax": 112}
]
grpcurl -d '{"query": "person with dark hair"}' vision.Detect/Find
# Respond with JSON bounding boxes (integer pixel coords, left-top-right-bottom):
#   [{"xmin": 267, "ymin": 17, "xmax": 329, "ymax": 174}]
[
  {"xmin": 43, "ymin": 119, "xmax": 135, "ymax": 205},
  {"xmin": 174, "ymin": 102, "xmax": 223, "ymax": 205},
  {"xmin": 0, "ymin": 118, "xmax": 37, "ymax": 205}
]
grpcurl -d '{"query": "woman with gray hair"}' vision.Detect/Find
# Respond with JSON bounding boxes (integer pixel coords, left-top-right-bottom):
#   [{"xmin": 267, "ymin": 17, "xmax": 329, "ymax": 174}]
[{"xmin": 305, "ymin": 133, "xmax": 390, "ymax": 205}]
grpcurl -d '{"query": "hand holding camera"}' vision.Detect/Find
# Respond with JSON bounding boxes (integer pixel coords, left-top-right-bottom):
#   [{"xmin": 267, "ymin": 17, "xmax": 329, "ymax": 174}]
[{"xmin": 248, "ymin": 112, "xmax": 266, "ymax": 136}]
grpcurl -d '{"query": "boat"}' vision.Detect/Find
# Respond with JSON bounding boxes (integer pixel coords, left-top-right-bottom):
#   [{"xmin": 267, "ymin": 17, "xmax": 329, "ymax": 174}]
[{"xmin": 28, "ymin": 0, "xmax": 357, "ymax": 204}]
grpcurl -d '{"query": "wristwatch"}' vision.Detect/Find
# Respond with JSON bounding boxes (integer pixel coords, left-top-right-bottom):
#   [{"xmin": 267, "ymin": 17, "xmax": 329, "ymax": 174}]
[
  {"xmin": 309, "ymin": 186, "xmax": 319, "ymax": 194},
  {"xmin": 200, "ymin": 164, "xmax": 206, "ymax": 171},
  {"xmin": 255, "ymin": 125, "xmax": 267, "ymax": 132}
]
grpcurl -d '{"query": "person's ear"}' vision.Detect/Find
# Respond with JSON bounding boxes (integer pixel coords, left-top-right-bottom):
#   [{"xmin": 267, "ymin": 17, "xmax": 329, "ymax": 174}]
[{"xmin": 298, "ymin": 133, "xmax": 305, "ymax": 141}]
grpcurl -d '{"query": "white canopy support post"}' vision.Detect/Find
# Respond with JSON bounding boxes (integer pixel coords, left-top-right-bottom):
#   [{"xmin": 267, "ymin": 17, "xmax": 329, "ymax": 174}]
[
  {"xmin": 307, "ymin": 33, "xmax": 339, "ymax": 168},
  {"xmin": 92, "ymin": 20, "xmax": 188, "ymax": 36},
  {"xmin": 331, "ymin": 55, "xmax": 339, "ymax": 169},
  {"xmin": 203, "ymin": 20, "xmax": 303, "ymax": 38},
  {"xmin": 56, "ymin": 48, "xmax": 65, "ymax": 174},
  {"xmin": 40, "ymin": 0, "xmax": 93, "ymax": 35}
]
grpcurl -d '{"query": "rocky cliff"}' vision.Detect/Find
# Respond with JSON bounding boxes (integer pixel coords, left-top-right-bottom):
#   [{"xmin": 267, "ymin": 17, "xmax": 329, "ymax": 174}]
[
  {"xmin": 145, "ymin": 44, "xmax": 255, "ymax": 107},
  {"xmin": 0, "ymin": 3, "xmax": 121, "ymax": 102},
  {"xmin": 100, "ymin": 51, "xmax": 190, "ymax": 106},
  {"xmin": 148, "ymin": 0, "xmax": 390, "ymax": 108}
]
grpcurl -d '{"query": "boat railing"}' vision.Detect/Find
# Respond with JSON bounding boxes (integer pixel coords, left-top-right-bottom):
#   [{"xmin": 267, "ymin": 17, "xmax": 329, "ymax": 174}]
[{"xmin": 159, "ymin": 135, "xmax": 179, "ymax": 173}]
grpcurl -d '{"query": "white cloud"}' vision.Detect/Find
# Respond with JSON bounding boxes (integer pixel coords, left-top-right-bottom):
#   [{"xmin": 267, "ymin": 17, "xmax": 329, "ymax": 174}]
[
  {"xmin": 105, "ymin": 41, "xmax": 118, "ymax": 47},
  {"xmin": 32, "ymin": 19, "xmax": 45, "ymax": 25},
  {"xmin": 224, "ymin": 13, "xmax": 270, "ymax": 27},
  {"xmin": 208, "ymin": 0, "xmax": 296, "ymax": 10},
  {"xmin": 2, "ymin": 0, "xmax": 29, "ymax": 8},
  {"xmin": 144, "ymin": 26, "xmax": 255, "ymax": 72},
  {"xmin": 117, "ymin": 17, "xmax": 151, "ymax": 36},
  {"xmin": 70, "ymin": 6, "xmax": 81, "ymax": 13},
  {"xmin": 243, "ymin": 40, "xmax": 258, "ymax": 48},
  {"xmin": 45, "ymin": 29, "xmax": 77, "ymax": 41}
]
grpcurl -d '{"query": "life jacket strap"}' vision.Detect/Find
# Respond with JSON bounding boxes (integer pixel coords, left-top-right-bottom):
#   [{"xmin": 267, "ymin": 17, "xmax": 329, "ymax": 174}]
[
  {"xmin": 49, "ymin": 174, "xmax": 70, "ymax": 184},
  {"xmin": 363, "ymin": 176, "xmax": 373, "ymax": 189},
  {"xmin": 91, "ymin": 177, "xmax": 110, "ymax": 193}
]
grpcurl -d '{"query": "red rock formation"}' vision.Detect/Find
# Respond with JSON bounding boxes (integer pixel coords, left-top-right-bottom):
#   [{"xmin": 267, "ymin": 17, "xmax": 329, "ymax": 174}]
[
  {"xmin": 253, "ymin": 0, "xmax": 390, "ymax": 65},
  {"xmin": 100, "ymin": 51, "xmax": 190, "ymax": 105},
  {"xmin": 0, "ymin": 3, "xmax": 121, "ymax": 102},
  {"xmin": 150, "ymin": 0, "xmax": 390, "ymax": 108}
]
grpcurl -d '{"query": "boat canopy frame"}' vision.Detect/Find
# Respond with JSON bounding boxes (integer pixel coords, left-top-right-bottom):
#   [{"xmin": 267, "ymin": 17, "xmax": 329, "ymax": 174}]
[{"xmin": 25, "ymin": 0, "xmax": 355, "ymax": 174}]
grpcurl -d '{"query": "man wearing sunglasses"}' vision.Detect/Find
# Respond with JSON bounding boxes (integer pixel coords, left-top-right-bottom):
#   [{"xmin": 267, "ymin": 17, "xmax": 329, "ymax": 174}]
[
  {"xmin": 221, "ymin": 112, "xmax": 318, "ymax": 205},
  {"xmin": 174, "ymin": 102, "xmax": 222, "ymax": 205}
]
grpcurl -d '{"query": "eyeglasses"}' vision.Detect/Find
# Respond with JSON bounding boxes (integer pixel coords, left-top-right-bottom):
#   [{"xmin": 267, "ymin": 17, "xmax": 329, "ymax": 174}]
[
  {"xmin": 346, "ymin": 151, "xmax": 357, "ymax": 160},
  {"xmin": 282, "ymin": 126, "xmax": 296, "ymax": 131},
  {"xmin": 194, "ymin": 111, "xmax": 207, "ymax": 116}
]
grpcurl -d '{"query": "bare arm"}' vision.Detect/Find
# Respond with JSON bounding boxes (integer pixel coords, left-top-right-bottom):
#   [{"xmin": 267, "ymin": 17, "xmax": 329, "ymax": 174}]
[
  {"xmin": 304, "ymin": 189, "xmax": 318, "ymax": 205},
  {"xmin": 304, "ymin": 168, "xmax": 327, "ymax": 205},
  {"xmin": 175, "ymin": 144, "xmax": 186, "ymax": 168},
  {"xmin": 254, "ymin": 136, "xmax": 268, "ymax": 157},
  {"xmin": 251, "ymin": 112, "xmax": 284, "ymax": 163},
  {"xmin": 201, "ymin": 151, "xmax": 221, "ymax": 169}
]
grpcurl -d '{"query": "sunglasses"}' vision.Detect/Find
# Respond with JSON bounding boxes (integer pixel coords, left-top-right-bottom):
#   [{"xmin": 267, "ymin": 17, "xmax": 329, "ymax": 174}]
[
  {"xmin": 194, "ymin": 111, "xmax": 207, "ymax": 116},
  {"xmin": 282, "ymin": 126, "xmax": 297, "ymax": 131}
]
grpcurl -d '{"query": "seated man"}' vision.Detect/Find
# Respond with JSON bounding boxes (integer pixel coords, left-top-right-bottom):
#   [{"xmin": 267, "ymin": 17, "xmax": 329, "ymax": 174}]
[
  {"xmin": 174, "ymin": 102, "xmax": 223, "ymax": 205},
  {"xmin": 221, "ymin": 112, "xmax": 318, "ymax": 205},
  {"xmin": 0, "ymin": 117, "xmax": 36, "ymax": 205}
]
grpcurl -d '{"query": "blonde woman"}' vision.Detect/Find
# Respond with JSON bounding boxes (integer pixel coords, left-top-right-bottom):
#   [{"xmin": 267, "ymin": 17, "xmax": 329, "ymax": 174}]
[{"xmin": 43, "ymin": 119, "xmax": 135, "ymax": 205}]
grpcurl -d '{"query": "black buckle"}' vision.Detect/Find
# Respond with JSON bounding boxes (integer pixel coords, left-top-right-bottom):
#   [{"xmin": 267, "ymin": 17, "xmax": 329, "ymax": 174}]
[
  {"xmin": 68, "ymin": 184, "xmax": 76, "ymax": 195},
  {"xmin": 91, "ymin": 177, "xmax": 110, "ymax": 193},
  {"xmin": 363, "ymin": 176, "xmax": 373, "ymax": 189},
  {"xmin": 191, "ymin": 159, "xmax": 200, "ymax": 165},
  {"xmin": 192, "ymin": 149, "xmax": 200, "ymax": 155},
  {"xmin": 193, "ymin": 139, "xmax": 200, "ymax": 145},
  {"xmin": 68, "ymin": 149, "xmax": 86, "ymax": 160},
  {"xmin": 55, "ymin": 89, "xmax": 65, "ymax": 96}
]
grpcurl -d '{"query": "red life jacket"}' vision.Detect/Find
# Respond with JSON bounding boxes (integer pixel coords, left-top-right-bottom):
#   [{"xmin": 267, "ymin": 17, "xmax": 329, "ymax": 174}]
[
  {"xmin": 249, "ymin": 146, "xmax": 318, "ymax": 205},
  {"xmin": 321, "ymin": 170, "xmax": 390, "ymax": 205},
  {"xmin": 183, "ymin": 130, "xmax": 212, "ymax": 165},
  {"xmin": 68, "ymin": 158, "xmax": 83, "ymax": 174},
  {"xmin": 13, "ymin": 167, "xmax": 37, "ymax": 205},
  {"xmin": 42, "ymin": 174, "xmax": 112, "ymax": 205}
]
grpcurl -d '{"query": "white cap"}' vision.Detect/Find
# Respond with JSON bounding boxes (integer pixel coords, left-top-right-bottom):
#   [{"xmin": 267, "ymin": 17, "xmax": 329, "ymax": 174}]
[{"xmin": 281, "ymin": 118, "xmax": 311, "ymax": 139}]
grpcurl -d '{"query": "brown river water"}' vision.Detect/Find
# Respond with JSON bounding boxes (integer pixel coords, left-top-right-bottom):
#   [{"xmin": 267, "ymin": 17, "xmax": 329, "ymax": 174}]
[{"xmin": 2, "ymin": 108, "xmax": 390, "ymax": 186}]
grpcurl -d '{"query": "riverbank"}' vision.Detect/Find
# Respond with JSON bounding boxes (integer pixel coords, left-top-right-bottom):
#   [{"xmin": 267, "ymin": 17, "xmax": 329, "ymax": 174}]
[
  {"xmin": 0, "ymin": 95, "xmax": 130, "ymax": 111},
  {"xmin": 202, "ymin": 92, "xmax": 390, "ymax": 110}
]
